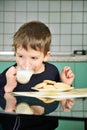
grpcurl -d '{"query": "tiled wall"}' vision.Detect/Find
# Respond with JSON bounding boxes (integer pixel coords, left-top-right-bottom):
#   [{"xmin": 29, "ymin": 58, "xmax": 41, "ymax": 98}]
[{"xmin": 0, "ymin": 0, "xmax": 87, "ymax": 55}]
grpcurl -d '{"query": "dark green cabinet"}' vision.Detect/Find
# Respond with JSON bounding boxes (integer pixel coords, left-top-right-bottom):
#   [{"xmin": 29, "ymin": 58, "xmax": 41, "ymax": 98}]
[{"xmin": 74, "ymin": 62, "xmax": 87, "ymax": 88}]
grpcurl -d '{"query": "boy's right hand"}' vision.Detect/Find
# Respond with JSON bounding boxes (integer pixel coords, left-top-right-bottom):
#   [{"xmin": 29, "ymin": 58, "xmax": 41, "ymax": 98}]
[{"xmin": 4, "ymin": 66, "xmax": 17, "ymax": 92}]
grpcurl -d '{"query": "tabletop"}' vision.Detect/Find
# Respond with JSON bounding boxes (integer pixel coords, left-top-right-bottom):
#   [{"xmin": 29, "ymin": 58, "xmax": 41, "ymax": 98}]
[
  {"xmin": 0, "ymin": 88, "xmax": 87, "ymax": 130},
  {"xmin": 0, "ymin": 90, "xmax": 87, "ymax": 120}
]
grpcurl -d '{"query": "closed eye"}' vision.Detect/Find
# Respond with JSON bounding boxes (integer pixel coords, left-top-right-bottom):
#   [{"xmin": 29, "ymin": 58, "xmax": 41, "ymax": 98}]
[
  {"xmin": 18, "ymin": 55, "xmax": 23, "ymax": 58},
  {"xmin": 31, "ymin": 57, "xmax": 38, "ymax": 60}
]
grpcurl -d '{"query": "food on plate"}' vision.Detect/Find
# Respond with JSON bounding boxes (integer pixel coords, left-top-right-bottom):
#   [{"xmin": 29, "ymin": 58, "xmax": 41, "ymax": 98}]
[
  {"xmin": 33, "ymin": 80, "xmax": 73, "ymax": 91},
  {"xmin": 54, "ymin": 82, "xmax": 71, "ymax": 89},
  {"xmin": 43, "ymin": 80, "xmax": 56, "ymax": 85},
  {"xmin": 34, "ymin": 82, "xmax": 47, "ymax": 89}
]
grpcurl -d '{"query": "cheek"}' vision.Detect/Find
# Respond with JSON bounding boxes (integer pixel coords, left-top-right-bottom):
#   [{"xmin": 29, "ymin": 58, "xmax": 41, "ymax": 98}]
[
  {"xmin": 31, "ymin": 61, "xmax": 40, "ymax": 68},
  {"xmin": 16, "ymin": 57, "xmax": 19, "ymax": 64},
  {"xmin": 16, "ymin": 57, "xmax": 25, "ymax": 66}
]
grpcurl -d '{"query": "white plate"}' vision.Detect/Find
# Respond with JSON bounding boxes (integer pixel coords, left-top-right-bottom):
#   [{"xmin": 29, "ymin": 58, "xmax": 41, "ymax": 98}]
[
  {"xmin": 31, "ymin": 87, "xmax": 74, "ymax": 92},
  {"xmin": 13, "ymin": 92, "xmax": 46, "ymax": 98},
  {"xmin": 13, "ymin": 88, "xmax": 87, "ymax": 99}
]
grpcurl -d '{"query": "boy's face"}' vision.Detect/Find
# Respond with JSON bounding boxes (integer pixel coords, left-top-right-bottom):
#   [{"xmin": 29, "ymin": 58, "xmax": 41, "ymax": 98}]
[{"xmin": 15, "ymin": 46, "xmax": 50, "ymax": 74}]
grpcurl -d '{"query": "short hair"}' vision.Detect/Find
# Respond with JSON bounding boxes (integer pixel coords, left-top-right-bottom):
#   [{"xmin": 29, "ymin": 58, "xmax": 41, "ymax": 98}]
[{"xmin": 13, "ymin": 21, "xmax": 51, "ymax": 55}]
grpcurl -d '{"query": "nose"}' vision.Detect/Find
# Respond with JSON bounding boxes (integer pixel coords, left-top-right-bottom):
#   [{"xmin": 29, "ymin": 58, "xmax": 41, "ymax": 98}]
[{"xmin": 23, "ymin": 59, "xmax": 32, "ymax": 69}]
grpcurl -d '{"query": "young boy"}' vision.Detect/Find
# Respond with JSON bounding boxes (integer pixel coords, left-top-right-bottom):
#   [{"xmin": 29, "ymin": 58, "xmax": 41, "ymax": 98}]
[{"xmin": 0, "ymin": 21, "xmax": 74, "ymax": 130}]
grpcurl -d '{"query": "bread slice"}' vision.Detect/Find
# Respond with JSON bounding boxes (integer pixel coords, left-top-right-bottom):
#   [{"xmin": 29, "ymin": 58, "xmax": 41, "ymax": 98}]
[
  {"xmin": 33, "ymin": 80, "xmax": 72, "ymax": 92},
  {"xmin": 54, "ymin": 82, "xmax": 71, "ymax": 89}
]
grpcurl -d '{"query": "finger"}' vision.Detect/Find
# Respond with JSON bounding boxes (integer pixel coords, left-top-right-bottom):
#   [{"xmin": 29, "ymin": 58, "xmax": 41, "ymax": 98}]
[
  {"xmin": 65, "ymin": 69, "xmax": 74, "ymax": 79},
  {"xmin": 63, "ymin": 66, "xmax": 71, "ymax": 71}
]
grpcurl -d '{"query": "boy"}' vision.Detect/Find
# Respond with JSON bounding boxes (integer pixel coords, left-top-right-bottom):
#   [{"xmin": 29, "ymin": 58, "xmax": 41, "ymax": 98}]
[{"xmin": 0, "ymin": 21, "xmax": 74, "ymax": 130}]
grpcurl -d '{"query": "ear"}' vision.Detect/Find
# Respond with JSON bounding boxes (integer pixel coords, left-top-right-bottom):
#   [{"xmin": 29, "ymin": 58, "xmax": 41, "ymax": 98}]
[{"xmin": 43, "ymin": 51, "xmax": 51, "ymax": 62}]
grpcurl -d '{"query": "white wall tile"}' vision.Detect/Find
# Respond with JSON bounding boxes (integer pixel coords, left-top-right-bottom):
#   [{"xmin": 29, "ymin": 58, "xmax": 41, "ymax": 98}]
[
  {"xmin": 0, "ymin": 0, "xmax": 4, "ymax": 11},
  {"xmin": 16, "ymin": 12, "xmax": 26, "ymax": 22},
  {"xmin": 84, "ymin": 24, "xmax": 87, "ymax": 34},
  {"xmin": 60, "ymin": 46, "xmax": 71, "ymax": 52},
  {"xmin": 83, "ymin": 35, "xmax": 87, "ymax": 45},
  {"xmin": 4, "ymin": 46, "xmax": 13, "ymax": 51},
  {"xmin": 38, "ymin": 13, "xmax": 49, "ymax": 23},
  {"xmin": 0, "ymin": 12, "xmax": 4, "ymax": 22},
  {"xmin": 61, "ymin": 12, "xmax": 71, "ymax": 23},
  {"xmin": 4, "ymin": 0, "xmax": 15, "ymax": 11},
  {"xmin": 4, "ymin": 23, "xmax": 15, "ymax": 34},
  {"xmin": 61, "ymin": 1, "xmax": 71, "ymax": 11},
  {"xmin": 50, "ymin": 13, "xmax": 60, "ymax": 23},
  {"xmin": 60, "ymin": 35, "xmax": 71, "ymax": 45},
  {"xmin": 83, "ymin": 46, "xmax": 87, "ymax": 50},
  {"xmin": 39, "ymin": 1, "xmax": 49, "ymax": 11},
  {"xmin": 0, "ymin": 46, "xmax": 3, "ymax": 51},
  {"xmin": 50, "ymin": 1, "xmax": 60, "ymax": 11},
  {"xmin": 72, "ymin": 1, "xmax": 83, "ymax": 11},
  {"xmin": 16, "ymin": 1, "xmax": 26, "ymax": 11},
  {"xmin": 84, "ymin": 12, "xmax": 87, "ymax": 22},
  {"xmin": 51, "ymin": 35, "xmax": 60, "ymax": 45},
  {"xmin": 4, "ymin": 12, "xmax": 15, "ymax": 22},
  {"xmin": 0, "ymin": 35, "xmax": 3, "ymax": 45},
  {"xmin": 72, "ymin": 35, "xmax": 82, "ymax": 45},
  {"xmin": 72, "ymin": 24, "xmax": 82, "ymax": 34},
  {"xmin": 49, "ymin": 24, "xmax": 60, "ymax": 34},
  {"xmin": 72, "ymin": 12, "xmax": 83, "ymax": 23},
  {"xmin": 4, "ymin": 34, "xmax": 13, "ymax": 46},
  {"xmin": 84, "ymin": 1, "xmax": 87, "ymax": 11},
  {"xmin": 27, "ymin": 1, "xmax": 38, "ymax": 11},
  {"xmin": 61, "ymin": 24, "xmax": 71, "ymax": 34},
  {"xmin": 27, "ymin": 13, "xmax": 38, "ymax": 22},
  {"xmin": 0, "ymin": 23, "xmax": 3, "ymax": 33},
  {"xmin": 72, "ymin": 46, "xmax": 83, "ymax": 51},
  {"xmin": 50, "ymin": 46, "xmax": 60, "ymax": 54}
]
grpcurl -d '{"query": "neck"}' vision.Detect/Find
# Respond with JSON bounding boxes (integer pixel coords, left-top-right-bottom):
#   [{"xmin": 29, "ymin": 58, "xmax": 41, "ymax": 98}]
[{"xmin": 34, "ymin": 63, "xmax": 45, "ymax": 74}]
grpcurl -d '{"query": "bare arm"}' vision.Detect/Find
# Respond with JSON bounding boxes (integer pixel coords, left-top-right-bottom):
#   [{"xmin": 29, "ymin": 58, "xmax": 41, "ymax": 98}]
[{"xmin": 4, "ymin": 66, "xmax": 17, "ymax": 92}]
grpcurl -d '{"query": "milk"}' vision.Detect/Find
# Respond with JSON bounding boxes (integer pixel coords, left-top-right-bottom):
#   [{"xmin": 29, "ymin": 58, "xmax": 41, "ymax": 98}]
[{"xmin": 17, "ymin": 69, "xmax": 33, "ymax": 84}]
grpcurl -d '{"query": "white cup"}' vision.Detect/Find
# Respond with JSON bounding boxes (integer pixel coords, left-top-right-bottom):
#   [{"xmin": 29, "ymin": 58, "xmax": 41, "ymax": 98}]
[{"xmin": 17, "ymin": 68, "xmax": 33, "ymax": 84}]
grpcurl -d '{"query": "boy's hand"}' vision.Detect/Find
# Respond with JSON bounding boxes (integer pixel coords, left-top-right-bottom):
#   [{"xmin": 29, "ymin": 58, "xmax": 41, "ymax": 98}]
[
  {"xmin": 60, "ymin": 66, "xmax": 75, "ymax": 85},
  {"xmin": 61, "ymin": 98, "xmax": 74, "ymax": 112},
  {"xmin": 4, "ymin": 66, "xmax": 17, "ymax": 92}
]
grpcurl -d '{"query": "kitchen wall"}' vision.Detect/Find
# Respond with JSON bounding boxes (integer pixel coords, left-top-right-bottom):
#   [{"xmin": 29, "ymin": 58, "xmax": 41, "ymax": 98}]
[
  {"xmin": 0, "ymin": 0, "xmax": 87, "ymax": 55},
  {"xmin": 0, "ymin": 1, "xmax": 87, "ymax": 130}
]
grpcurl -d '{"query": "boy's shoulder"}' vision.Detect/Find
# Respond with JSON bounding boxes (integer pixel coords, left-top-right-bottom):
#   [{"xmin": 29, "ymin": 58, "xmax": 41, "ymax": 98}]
[{"xmin": 45, "ymin": 62, "xmax": 58, "ymax": 70}]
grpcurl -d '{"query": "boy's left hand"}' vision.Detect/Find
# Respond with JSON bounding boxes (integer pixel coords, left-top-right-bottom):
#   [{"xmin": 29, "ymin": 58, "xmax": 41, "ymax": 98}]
[
  {"xmin": 61, "ymin": 98, "xmax": 74, "ymax": 112},
  {"xmin": 60, "ymin": 66, "xmax": 75, "ymax": 85}
]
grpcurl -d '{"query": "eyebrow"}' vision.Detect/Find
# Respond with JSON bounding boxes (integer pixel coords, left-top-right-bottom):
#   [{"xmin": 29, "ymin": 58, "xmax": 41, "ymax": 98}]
[{"xmin": 16, "ymin": 51, "xmax": 42, "ymax": 57}]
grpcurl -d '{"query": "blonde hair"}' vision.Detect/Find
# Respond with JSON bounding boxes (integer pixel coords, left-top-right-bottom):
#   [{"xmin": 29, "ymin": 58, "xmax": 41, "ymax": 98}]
[{"xmin": 13, "ymin": 21, "xmax": 51, "ymax": 55}]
